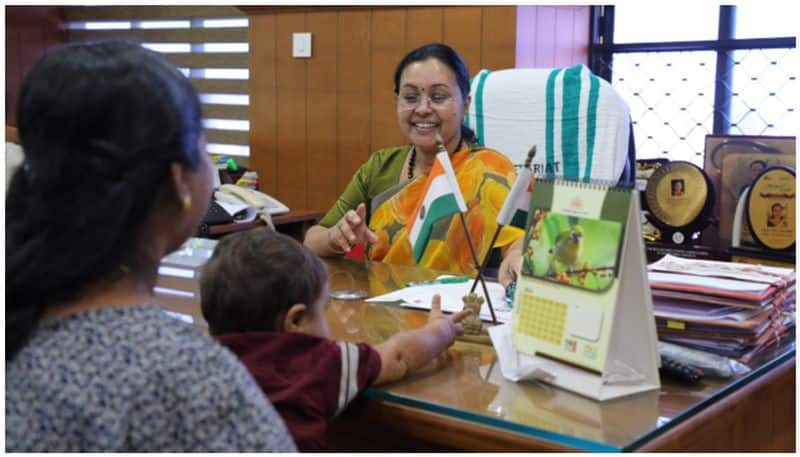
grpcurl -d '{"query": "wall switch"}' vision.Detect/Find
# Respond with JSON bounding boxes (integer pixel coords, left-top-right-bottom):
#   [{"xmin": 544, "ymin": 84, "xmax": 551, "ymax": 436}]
[{"xmin": 292, "ymin": 32, "xmax": 312, "ymax": 58}]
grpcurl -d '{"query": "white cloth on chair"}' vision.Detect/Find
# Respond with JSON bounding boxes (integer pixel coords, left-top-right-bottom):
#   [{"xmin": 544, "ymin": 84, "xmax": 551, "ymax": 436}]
[{"xmin": 466, "ymin": 64, "xmax": 630, "ymax": 182}]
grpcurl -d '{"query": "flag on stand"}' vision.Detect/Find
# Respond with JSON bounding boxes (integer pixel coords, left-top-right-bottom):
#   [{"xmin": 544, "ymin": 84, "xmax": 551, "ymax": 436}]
[
  {"xmin": 407, "ymin": 152, "xmax": 467, "ymax": 262},
  {"xmin": 496, "ymin": 167, "xmax": 535, "ymax": 228}
]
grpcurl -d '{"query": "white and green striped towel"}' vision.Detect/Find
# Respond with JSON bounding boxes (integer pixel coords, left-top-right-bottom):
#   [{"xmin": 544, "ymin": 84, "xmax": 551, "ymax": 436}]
[{"xmin": 466, "ymin": 64, "xmax": 630, "ymax": 182}]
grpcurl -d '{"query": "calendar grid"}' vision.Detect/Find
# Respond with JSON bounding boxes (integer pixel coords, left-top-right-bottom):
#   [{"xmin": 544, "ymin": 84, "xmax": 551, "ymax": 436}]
[{"xmin": 515, "ymin": 293, "xmax": 567, "ymax": 344}]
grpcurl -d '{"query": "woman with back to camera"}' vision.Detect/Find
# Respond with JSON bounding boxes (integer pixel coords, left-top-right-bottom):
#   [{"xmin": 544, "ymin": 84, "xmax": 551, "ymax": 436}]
[
  {"xmin": 5, "ymin": 41, "xmax": 295, "ymax": 452},
  {"xmin": 304, "ymin": 43, "xmax": 524, "ymax": 285}
]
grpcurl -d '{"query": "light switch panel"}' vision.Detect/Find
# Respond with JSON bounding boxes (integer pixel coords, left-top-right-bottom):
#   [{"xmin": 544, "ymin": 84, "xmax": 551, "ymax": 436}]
[{"xmin": 292, "ymin": 32, "xmax": 312, "ymax": 58}]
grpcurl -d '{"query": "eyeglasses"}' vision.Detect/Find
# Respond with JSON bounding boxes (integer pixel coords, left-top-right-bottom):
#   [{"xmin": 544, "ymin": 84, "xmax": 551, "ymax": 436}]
[{"xmin": 397, "ymin": 93, "xmax": 455, "ymax": 110}]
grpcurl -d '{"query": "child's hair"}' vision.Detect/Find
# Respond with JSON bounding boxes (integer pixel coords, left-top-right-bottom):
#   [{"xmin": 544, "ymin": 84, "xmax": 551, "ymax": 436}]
[{"xmin": 201, "ymin": 228, "xmax": 328, "ymax": 335}]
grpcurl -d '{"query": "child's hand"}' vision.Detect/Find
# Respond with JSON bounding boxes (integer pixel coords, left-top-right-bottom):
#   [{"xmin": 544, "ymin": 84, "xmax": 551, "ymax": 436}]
[
  {"xmin": 373, "ymin": 294, "xmax": 473, "ymax": 385},
  {"xmin": 428, "ymin": 294, "xmax": 472, "ymax": 342}
]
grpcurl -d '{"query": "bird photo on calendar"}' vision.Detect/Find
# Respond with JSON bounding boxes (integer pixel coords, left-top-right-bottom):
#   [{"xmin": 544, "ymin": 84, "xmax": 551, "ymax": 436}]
[{"xmin": 521, "ymin": 210, "xmax": 622, "ymax": 292}]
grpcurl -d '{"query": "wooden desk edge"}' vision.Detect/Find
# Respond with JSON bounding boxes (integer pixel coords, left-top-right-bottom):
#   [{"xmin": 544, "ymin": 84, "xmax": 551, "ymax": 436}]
[
  {"xmin": 330, "ymin": 357, "xmax": 796, "ymax": 451},
  {"xmin": 637, "ymin": 357, "xmax": 796, "ymax": 451},
  {"xmin": 329, "ymin": 396, "xmax": 578, "ymax": 451},
  {"xmin": 272, "ymin": 210, "xmax": 324, "ymax": 225},
  {"xmin": 205, "ymin": 210, "xmax": 323, "ymax": 236}
]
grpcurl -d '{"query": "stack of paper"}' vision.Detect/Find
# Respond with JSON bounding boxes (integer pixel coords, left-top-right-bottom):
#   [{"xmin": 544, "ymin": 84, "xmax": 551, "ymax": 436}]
[{"xmin": 647, "ymin": 255, "xmax": 795, "ymax": 363}]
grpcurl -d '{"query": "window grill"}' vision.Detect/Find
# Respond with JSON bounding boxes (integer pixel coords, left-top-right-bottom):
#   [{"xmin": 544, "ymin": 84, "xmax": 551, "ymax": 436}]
[{"xmin": 590, "ymin": 6, "xmax": 797, "ymax": 166}]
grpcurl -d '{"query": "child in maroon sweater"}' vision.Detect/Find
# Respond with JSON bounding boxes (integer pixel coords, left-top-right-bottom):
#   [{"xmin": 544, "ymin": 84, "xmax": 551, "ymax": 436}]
[{"xmin": 200, "ymin": 229, "xmax": 470, "ymax": 451}]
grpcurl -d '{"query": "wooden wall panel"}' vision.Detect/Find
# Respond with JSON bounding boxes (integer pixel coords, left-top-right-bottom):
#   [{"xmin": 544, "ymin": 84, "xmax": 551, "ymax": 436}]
[
  {"xmin": 248, "ymin": 15, "xmax": 277, "ymax": 196},
  {"xmin": 515, "ymin": 5, "xmax": 539, "ymax": 68},
  {"xmin": 5, "ymin": 6, "xmax": 67, "ymax": 127},
  {"xmin": 306, "ymin": 11, "xmax": 339, "ymax": 212},
  {"xmin": 570, "ymin": 7, "xmax": 591, "ymax": 67},
  {"xmin": 245, "ymin": 5, "xmax": 587, "ymax": 213},
  {"xmin": 443, "ymin": 7, "xmax": 483, "ymax": 77},
  {"xmin": 275, "ymin": 13, "xmax": 308, "ymax": 210},
  {"xmin": 516, "ymin": 6, "xmax": 590, "ymax": 68},
  {"xmin": 406, "ymin": 7, "xmax": 443, "ymax": 50},
  {"xmin": 370, "ymin": 9, "xmax": 407, "ymax": 154},
  {"xmin": 535, "ymin": 6, "xmax": 557, "ymax": 67},
  {"xmin": 336, "ymin": 10, "xmax": 372, "ymax": 195},
  {"xmin": 480, "ymin": 6, "xmax": 516, "ymax": 71},
  {"xmin": 554, "ymin": 7, "xmax": 578, "ymax": 68}
]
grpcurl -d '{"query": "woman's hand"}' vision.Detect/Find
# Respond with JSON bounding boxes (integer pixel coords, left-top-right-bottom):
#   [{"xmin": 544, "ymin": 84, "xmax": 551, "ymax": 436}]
[
  {"xmin": 498, "ymin": 237, "xmax": 523, "ymax": 288},
  {"xmin": 327, "ymin": 203, "xmax": 378, "ymax": 254}
]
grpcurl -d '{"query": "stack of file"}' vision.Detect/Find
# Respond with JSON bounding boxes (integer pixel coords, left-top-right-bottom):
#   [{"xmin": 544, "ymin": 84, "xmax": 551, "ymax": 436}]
[{"xmin": 646, "ymin": 255, "xmax": 795, "ymax": 363}]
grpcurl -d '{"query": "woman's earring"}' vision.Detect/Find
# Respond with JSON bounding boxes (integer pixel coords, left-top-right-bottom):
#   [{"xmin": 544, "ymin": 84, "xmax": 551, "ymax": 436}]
[{"xmin": 182, "ymin": 195, "xmax": 192, "ymax": 210}]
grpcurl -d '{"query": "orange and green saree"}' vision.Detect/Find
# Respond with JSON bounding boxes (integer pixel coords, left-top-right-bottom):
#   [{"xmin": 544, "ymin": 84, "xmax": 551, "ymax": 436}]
[{"xmin": 318, "ymin": 143, "xmax": 523, "ymax": 275}]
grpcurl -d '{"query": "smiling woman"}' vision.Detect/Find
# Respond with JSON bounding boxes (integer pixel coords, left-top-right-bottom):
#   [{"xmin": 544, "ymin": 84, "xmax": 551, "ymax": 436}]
[{"xmin": 303, "ymin": 43, "xmax": 524, "ymax": 284}]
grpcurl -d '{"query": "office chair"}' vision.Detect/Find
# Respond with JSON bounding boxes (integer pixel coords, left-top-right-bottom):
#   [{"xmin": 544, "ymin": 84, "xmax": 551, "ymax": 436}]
[
  {"xmin": 466, "ymin": 64, "xmax": 635, "ymax": 186},
  {"xmin": 465, "ymin": 64, "xmax": 636, "ymax": 272}
]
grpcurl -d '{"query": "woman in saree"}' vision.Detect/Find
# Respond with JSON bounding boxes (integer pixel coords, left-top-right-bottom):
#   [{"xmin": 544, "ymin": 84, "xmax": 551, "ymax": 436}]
[{"xmin": 304, "ymin": 43, "xmax": 523, "ymax": 286}]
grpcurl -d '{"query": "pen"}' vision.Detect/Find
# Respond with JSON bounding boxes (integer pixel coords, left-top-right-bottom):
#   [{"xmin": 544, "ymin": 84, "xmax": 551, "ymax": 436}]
[{"xmin": 405, "ymin": 275, "xmax": 471, "ymax": 287}]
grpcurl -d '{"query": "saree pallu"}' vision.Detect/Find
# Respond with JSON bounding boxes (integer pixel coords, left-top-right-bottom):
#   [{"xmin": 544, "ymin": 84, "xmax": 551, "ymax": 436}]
[{"xmin": 368, "ymin": 147, "xmax": 524, "ymax": 276}]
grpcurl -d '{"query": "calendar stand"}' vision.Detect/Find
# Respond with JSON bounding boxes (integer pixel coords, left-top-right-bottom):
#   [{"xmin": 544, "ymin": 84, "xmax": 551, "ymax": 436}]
[{"xmin": 498, "ymin": 179, "xmax": 660, "ymax": 401}]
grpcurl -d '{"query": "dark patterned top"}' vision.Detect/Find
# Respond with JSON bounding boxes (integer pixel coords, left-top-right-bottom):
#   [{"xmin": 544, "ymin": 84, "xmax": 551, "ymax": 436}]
[{"xmin": 5, "ymin": 305, "xmax": 297, "ymax": 452}]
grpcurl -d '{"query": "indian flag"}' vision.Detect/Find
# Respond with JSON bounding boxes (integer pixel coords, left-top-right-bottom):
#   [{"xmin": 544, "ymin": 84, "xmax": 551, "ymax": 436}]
[
  {"xmin": 407, "ymin": 152, "xmax": 467, "ymax": 262},
  {"xmin": 496, "ymin": 168, "xmax": 535, "ymax": 229}
]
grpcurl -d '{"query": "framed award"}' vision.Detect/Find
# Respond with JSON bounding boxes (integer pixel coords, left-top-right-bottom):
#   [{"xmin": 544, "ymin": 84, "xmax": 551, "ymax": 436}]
[
  {"xmin": 644, "ymin": 161, "xmax": 714, "ymax": 245},
  {"xmin": 746, "ymin": 166, "xmax": 795, "ymax": 251}
]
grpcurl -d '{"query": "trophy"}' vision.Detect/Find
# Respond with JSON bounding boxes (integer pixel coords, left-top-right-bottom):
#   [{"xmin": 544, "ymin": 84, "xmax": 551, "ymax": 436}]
[
  {"xmin": 730, "ymin": 166, "xmax": 796, "ymax": 267},
  {"xmin": 641, "ymin": 161, "xmax": 715, "ymax": 260}
]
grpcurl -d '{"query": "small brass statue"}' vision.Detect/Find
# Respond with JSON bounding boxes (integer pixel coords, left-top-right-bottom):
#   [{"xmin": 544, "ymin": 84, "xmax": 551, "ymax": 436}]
[{"xmin": 461, "ymin": 293, "xmax": 485, "ymax": 335}]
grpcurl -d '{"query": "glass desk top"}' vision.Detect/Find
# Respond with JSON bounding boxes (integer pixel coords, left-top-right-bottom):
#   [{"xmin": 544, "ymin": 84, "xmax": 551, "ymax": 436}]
[
  {"xmin": 321, "ymin": 258, "xmax": 795, "ymax": 451},
  {"xmin": 155, "ymin": 255, "xmax": 795, "ymax": 451}
]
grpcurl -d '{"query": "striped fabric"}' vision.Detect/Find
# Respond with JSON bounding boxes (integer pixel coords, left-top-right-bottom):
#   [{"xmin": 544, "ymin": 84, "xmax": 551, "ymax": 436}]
[
  {"xmin": 466, "ymin": 64, "xmax": 629, "ymax": 183},
  {"xmin": 335, "ymin": 341, "xmax": 360, "ymax": 416}
]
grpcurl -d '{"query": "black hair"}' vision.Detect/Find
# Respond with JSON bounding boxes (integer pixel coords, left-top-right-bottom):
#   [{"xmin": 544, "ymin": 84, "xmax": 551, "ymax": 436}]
[
  {"xmin": 772, "ymin": 203, "xmax": 784, "ymax": 211},
  {"xmin": 393, "ymin": 43, "xmax": 477, "ymax": 144},
  {"xmin": 6, "ymin": 40, "xmax": 204, "ymax": 359},
  {"xmin": 200, "ymin": 229, "xmax": 328, "ymax": 336}
]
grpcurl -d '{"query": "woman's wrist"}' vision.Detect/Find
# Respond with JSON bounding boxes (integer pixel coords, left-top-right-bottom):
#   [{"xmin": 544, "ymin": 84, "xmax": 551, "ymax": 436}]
[
  {"xmin": 501, "ymin": 237, "xmax": 524, "ymax": 259},
  {"xmin": 326, "ymin": 225, "xmax": 346, "ymax": 255}
]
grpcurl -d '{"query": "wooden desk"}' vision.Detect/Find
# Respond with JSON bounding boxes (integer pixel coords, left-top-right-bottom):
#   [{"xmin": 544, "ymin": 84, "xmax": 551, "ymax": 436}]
[
  {"xmin": 272, "ymin": 210, "xmax": 324, "ymax": 241},
  {"xmin": 202, "ymin": 209, "xmax": 323, "ymax": 241},
  {"xmin": 153, "ymin": 257, "xmax": 795, "ymax": 451}
]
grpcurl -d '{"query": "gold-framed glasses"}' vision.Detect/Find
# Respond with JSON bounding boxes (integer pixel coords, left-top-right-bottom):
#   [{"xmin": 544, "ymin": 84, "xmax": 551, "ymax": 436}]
[{"xmin": 397, "ymin": 92, "xmax": 455, "ymax": 110}]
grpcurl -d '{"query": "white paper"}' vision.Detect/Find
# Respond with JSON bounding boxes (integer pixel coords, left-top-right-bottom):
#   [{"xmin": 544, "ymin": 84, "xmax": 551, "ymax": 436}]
[
  {"xmin": 566, "ymin": 304, "xmax": 604, "ymax": 341},
  {"xmin": 366, "ymin": 280, "xmax": 512, "ymax": 323},
  {"xmin": 488, "ymin": 323, "xmax": 555, "ymax": 382},
  {"xmin": 648, "ymin": 254, "xmax": 794, "ymax": 285},
  {"xmin": 648, "ymin": 271, "xmax": 771, "ymax": 293}
]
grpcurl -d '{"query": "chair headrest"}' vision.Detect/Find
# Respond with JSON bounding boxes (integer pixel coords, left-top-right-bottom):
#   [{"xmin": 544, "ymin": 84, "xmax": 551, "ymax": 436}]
[{"xmin": 466, "ymin": 64, "xmax": 630, "ymax": 182}]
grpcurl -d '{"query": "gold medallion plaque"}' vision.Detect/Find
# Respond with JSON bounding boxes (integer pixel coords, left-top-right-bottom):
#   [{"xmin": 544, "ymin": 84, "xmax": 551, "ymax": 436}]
[
  {"xmin": 746, "ymin": 167, "xmax": 795, "ymax": 251},
  {"xmin": 645, "ymin": 161, "xmax": 710, "ymax": 229}
]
